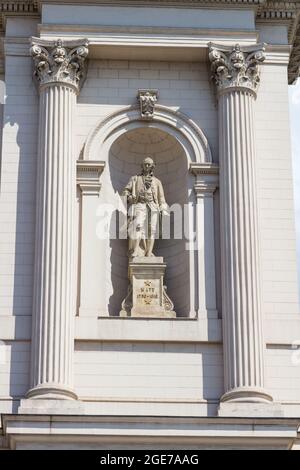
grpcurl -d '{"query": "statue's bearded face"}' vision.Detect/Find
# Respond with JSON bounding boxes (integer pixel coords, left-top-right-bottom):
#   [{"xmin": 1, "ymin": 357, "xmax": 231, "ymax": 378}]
[{"xmin": 142, "ymin": 158, "xmax": 155, "ymax": 174}]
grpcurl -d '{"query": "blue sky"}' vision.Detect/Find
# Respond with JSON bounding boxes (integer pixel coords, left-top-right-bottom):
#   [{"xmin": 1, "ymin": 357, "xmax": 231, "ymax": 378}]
[{"xmin": 289, "ymin": 79, "xmax": 300, "ymax": 296}]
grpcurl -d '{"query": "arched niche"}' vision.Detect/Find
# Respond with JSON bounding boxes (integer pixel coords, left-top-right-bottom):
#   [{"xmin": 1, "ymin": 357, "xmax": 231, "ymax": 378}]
[
  {"xmin": 77, "ymin": 105, "xmax": 217, "ymax": 319},
  {"xmin": 107, "ymin": 127, "xmax": 190, "ymax": 317}
]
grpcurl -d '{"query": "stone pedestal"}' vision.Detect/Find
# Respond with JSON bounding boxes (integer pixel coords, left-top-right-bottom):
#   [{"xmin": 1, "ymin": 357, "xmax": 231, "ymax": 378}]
[
  {"xmin": 218, "ymin": 402, "xmax": 284, "ymax": 418},
  {"xmin": 120, "ymin": 257, "xmax": 176, "ymax": 318}
]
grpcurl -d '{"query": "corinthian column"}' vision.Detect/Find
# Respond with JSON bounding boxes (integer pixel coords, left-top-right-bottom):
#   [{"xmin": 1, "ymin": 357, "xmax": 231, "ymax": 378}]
[
  {"xmin": 209, "ymin": 44, "xmax": 273, "ymax": 405},
  {"xmin": 27, "ymin": 38, "xmax": 88, "ymax": 400}
]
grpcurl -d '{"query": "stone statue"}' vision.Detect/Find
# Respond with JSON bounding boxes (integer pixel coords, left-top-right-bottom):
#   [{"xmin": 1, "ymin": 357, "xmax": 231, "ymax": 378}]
[
  {"xmin": 122, "ymin": 156, "xmax": 168, "ymax": 258},
  {"xmin": 120, "ymin": 156, "xmax": 175, "ymax": 318}
]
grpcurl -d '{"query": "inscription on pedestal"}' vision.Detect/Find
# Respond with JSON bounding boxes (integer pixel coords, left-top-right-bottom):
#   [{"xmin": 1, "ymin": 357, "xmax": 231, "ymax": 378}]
[{"xmin": 136, "ymin": 281, "xmax": 159, "ymax": 306}]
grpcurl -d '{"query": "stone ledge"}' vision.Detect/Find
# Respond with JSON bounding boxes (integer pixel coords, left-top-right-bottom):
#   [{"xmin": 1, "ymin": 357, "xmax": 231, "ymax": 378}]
[
  {"xmin": 75, "ymin": 317, "xmax": 222, "ymax": 343},
  {"xmin": 2, "ymin": 316, "xmax": 300, "ymax": 344},
  {"xmin": 2, "ymin": 413, "xmax": 300, "ymax": 450}
]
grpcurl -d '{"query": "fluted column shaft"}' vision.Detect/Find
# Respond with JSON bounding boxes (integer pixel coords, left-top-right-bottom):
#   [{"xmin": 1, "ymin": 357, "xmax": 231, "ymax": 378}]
[
  {"xmin": 27, "ymin": 38, "xmax": 88, "ymax": 400},
  {"xmin": 219, "ymin": 90, "xmax": 271, "ymax": 402},
  {"xmin": 209, "ymin": 43, "xmax": 272, "ymax": 403}
]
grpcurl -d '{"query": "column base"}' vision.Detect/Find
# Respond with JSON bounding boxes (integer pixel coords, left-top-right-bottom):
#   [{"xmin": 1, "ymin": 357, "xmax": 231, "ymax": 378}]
[
  {"xmin": 18, "ymin": 398, "xmax": 84, "ymax": 415},
  {"xmin": 220, "ymin": 386, "xmax": 273, "ymax": 404},
  {"xmin": 26, "ymin": 384, "xmax": 78, "ymax": 401},
  {"xmin": 218, "ymin": 401, "xmax": 284, "ymax": 417}
]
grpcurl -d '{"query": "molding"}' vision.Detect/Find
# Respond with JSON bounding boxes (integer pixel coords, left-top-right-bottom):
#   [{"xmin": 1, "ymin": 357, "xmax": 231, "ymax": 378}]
[
  {"xmin": 0, "ymin": 1, "xmax": 37, "ymax": 13},
  {"xmin": 0, "ymin": 1, "xmax": 299, "ymax": 81},
  {"xmin": 76, "ymin": 160, "xmax": 105, "ymax": 196},
  {"xmin": 257, "ymin": 1, "xmax": 299, "ymax": 42},
  {"xmin": 4, "ymin": 37, "xmax": 30, "ymax": 57},
  {"xmin": 0, "ymin": 2, "xmax": 39, "ymax": 34},
  {"xmin": 194, "ymin": 182, "xmax": 218, "ymax": 194},
  {"xmin": 38, "ymin": 24, "xmax": 259, "ymax": 39},
  {"xmin": 255, "ymin": 1, "xmax": 300, "ymax": 83},
  {"xmin": 1, "ymin": 315, "xmax": 300, "ymax": 344},
  {"xmin": 35, "ymin": 0, "xmax": 266, "ymax": 9},
  {"xmin": 190, "ymin": 162, "xmax": 219, "ymax": 175},
  {"xmin": 2, "ymin": 414, "xmax": 299, "ymax": 450},
  {"xmin": 220, "ymin": 387, "xmax": 273, "ymax": 404},
  {"xmin": 289, "ymin": 17, "xmax": 300, "ymax": 83},
  {"xmin": 83, "ymin": 104, "xmax": 212, "ymax": 164},
  {"xmin": 190, "ymin": 163, "xmax": 219, "ymax": 194},
  {"xmin": 38, "ymin": 25, "xmax": 259, "ymax": 61},
  {"xmin": 25, "ymin": 385, "xmax": 78, "ymax": 401},
  {"xmin": 264, "ymin": 43, "xmax": 291, "ymax": 64}
]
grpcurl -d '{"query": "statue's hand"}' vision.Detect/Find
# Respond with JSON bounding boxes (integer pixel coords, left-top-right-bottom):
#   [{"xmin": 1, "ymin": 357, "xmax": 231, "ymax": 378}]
[
  {"xmin": 160, "ymin": 204, "xmax": 170, "ymax": 216},
  {"xmin": 128, "ymin": 195, "xmax": 136, "ymax": 204}
]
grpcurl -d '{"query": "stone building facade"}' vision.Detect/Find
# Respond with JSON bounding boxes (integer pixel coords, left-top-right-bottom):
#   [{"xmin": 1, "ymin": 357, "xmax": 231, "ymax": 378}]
[{"xmin": 0, "ymin": 0, "xmax": 300, "ymax": 449}]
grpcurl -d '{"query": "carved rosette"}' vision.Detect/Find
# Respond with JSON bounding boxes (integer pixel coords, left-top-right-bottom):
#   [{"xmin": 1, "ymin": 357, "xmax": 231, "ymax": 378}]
[
  {"xmin": 30, "ymin": 37, "xmax": 89, "ymax": 93},
  {"xmin": 209, "ymin": 43, "xmax": 265, "ymax": 96}
]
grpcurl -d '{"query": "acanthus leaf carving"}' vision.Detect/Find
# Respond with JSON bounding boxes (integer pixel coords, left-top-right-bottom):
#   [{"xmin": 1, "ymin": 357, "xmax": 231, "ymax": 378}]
[
  {"xmin": 30, "ymin": 38, "xmax": 89, "ymax": 93},
  {"xmin": 209, "ymin": 43, "xmax": 266, "ymax": 95}
]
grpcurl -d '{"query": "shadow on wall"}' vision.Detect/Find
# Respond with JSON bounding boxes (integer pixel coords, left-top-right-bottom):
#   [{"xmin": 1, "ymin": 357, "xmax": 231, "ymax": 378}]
[
  {"xmin": 106, "ymin": 126, "xmax": 192, "ymax": 317},
  {"xmin": 0, "ymin": 58, "xmax": 39, "ymax": 401}
]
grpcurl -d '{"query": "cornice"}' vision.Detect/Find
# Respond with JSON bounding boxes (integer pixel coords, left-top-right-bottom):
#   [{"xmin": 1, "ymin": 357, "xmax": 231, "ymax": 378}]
[
  {"xmin": 190, "ymin": 163, "xmax": 219, "ymax": 175},
  {"xmin": 0, "ymin": 1, "xmax": 38, "ymax": 33},
  {"xmin": 264, "ymin": 43, "xmax": 291, "ymax": 64},
  {"xmin": 257, "ymin": 1, "xmax": 299, "ymax": 41},
  {"xmin": 0, "ymin": 0, "xmax": 37, "ymax": 13},
  {"xmin": 0, "ymin": 1, "xmax": 300, "ymax": 82},
  {"xmin": 76, "ymin": 160, "xmax": 105, "ymax": 196},
  {"xmin": 256, "ymin": 1, "xmax": 300, "ymax": 83},
  {"xmin": 0, "ymin": 1, "xmax": 38, "ymax": 21},
  {"xmin": 35, "ymin": 0, "xmax": 266, "ymax": 9}
]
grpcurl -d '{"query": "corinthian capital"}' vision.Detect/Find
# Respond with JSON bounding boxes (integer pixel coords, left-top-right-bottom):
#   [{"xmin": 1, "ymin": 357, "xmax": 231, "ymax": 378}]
[
  {"xmin": 30, "ymin": 37, "xmax": 89, "ymax": 93},
  {"xmin": 209, "ymin": 43, "xmax": 265, "ymax": 96}
]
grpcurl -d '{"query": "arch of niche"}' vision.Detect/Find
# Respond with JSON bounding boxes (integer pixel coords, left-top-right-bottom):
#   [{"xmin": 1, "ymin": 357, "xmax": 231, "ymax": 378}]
[{"xmin": 78, "ymin": 104, "xmax": 217, "ymax": 318}]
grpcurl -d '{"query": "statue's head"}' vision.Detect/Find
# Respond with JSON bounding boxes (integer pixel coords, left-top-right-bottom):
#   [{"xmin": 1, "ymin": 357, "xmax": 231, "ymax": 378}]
[{"xmin": 141, "ymin": 156, "xmax": 155, "ymax": 174}]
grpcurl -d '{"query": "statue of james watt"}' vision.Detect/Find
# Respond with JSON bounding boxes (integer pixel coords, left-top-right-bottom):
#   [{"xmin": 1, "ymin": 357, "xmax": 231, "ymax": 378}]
[{"xmin": 122, "ymin": 157, "xmax": 168, "ymax": 258}]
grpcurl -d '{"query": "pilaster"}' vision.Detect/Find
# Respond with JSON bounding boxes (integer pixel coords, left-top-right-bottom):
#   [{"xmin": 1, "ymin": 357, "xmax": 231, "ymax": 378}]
[
  {"xmin": 76, "ymin": 160, "xmax": 105, "ymax": 317},
  {"xmin": 190, "ymin": 163, "xmax": 219, "ymax": 320}
]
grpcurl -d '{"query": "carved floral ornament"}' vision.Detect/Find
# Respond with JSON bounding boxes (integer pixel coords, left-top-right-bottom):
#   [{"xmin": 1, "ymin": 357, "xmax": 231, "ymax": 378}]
[
  {"xmin": 137, "ymin": 89, "xmax": 159, "ymax": 120},
  {"xmin": 30, "ymin": 38, "xmax": 89, "ymax": 93},
  {"xmin": 208, "ymin": 43, "xmax": 266, "ymax": 96}
]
